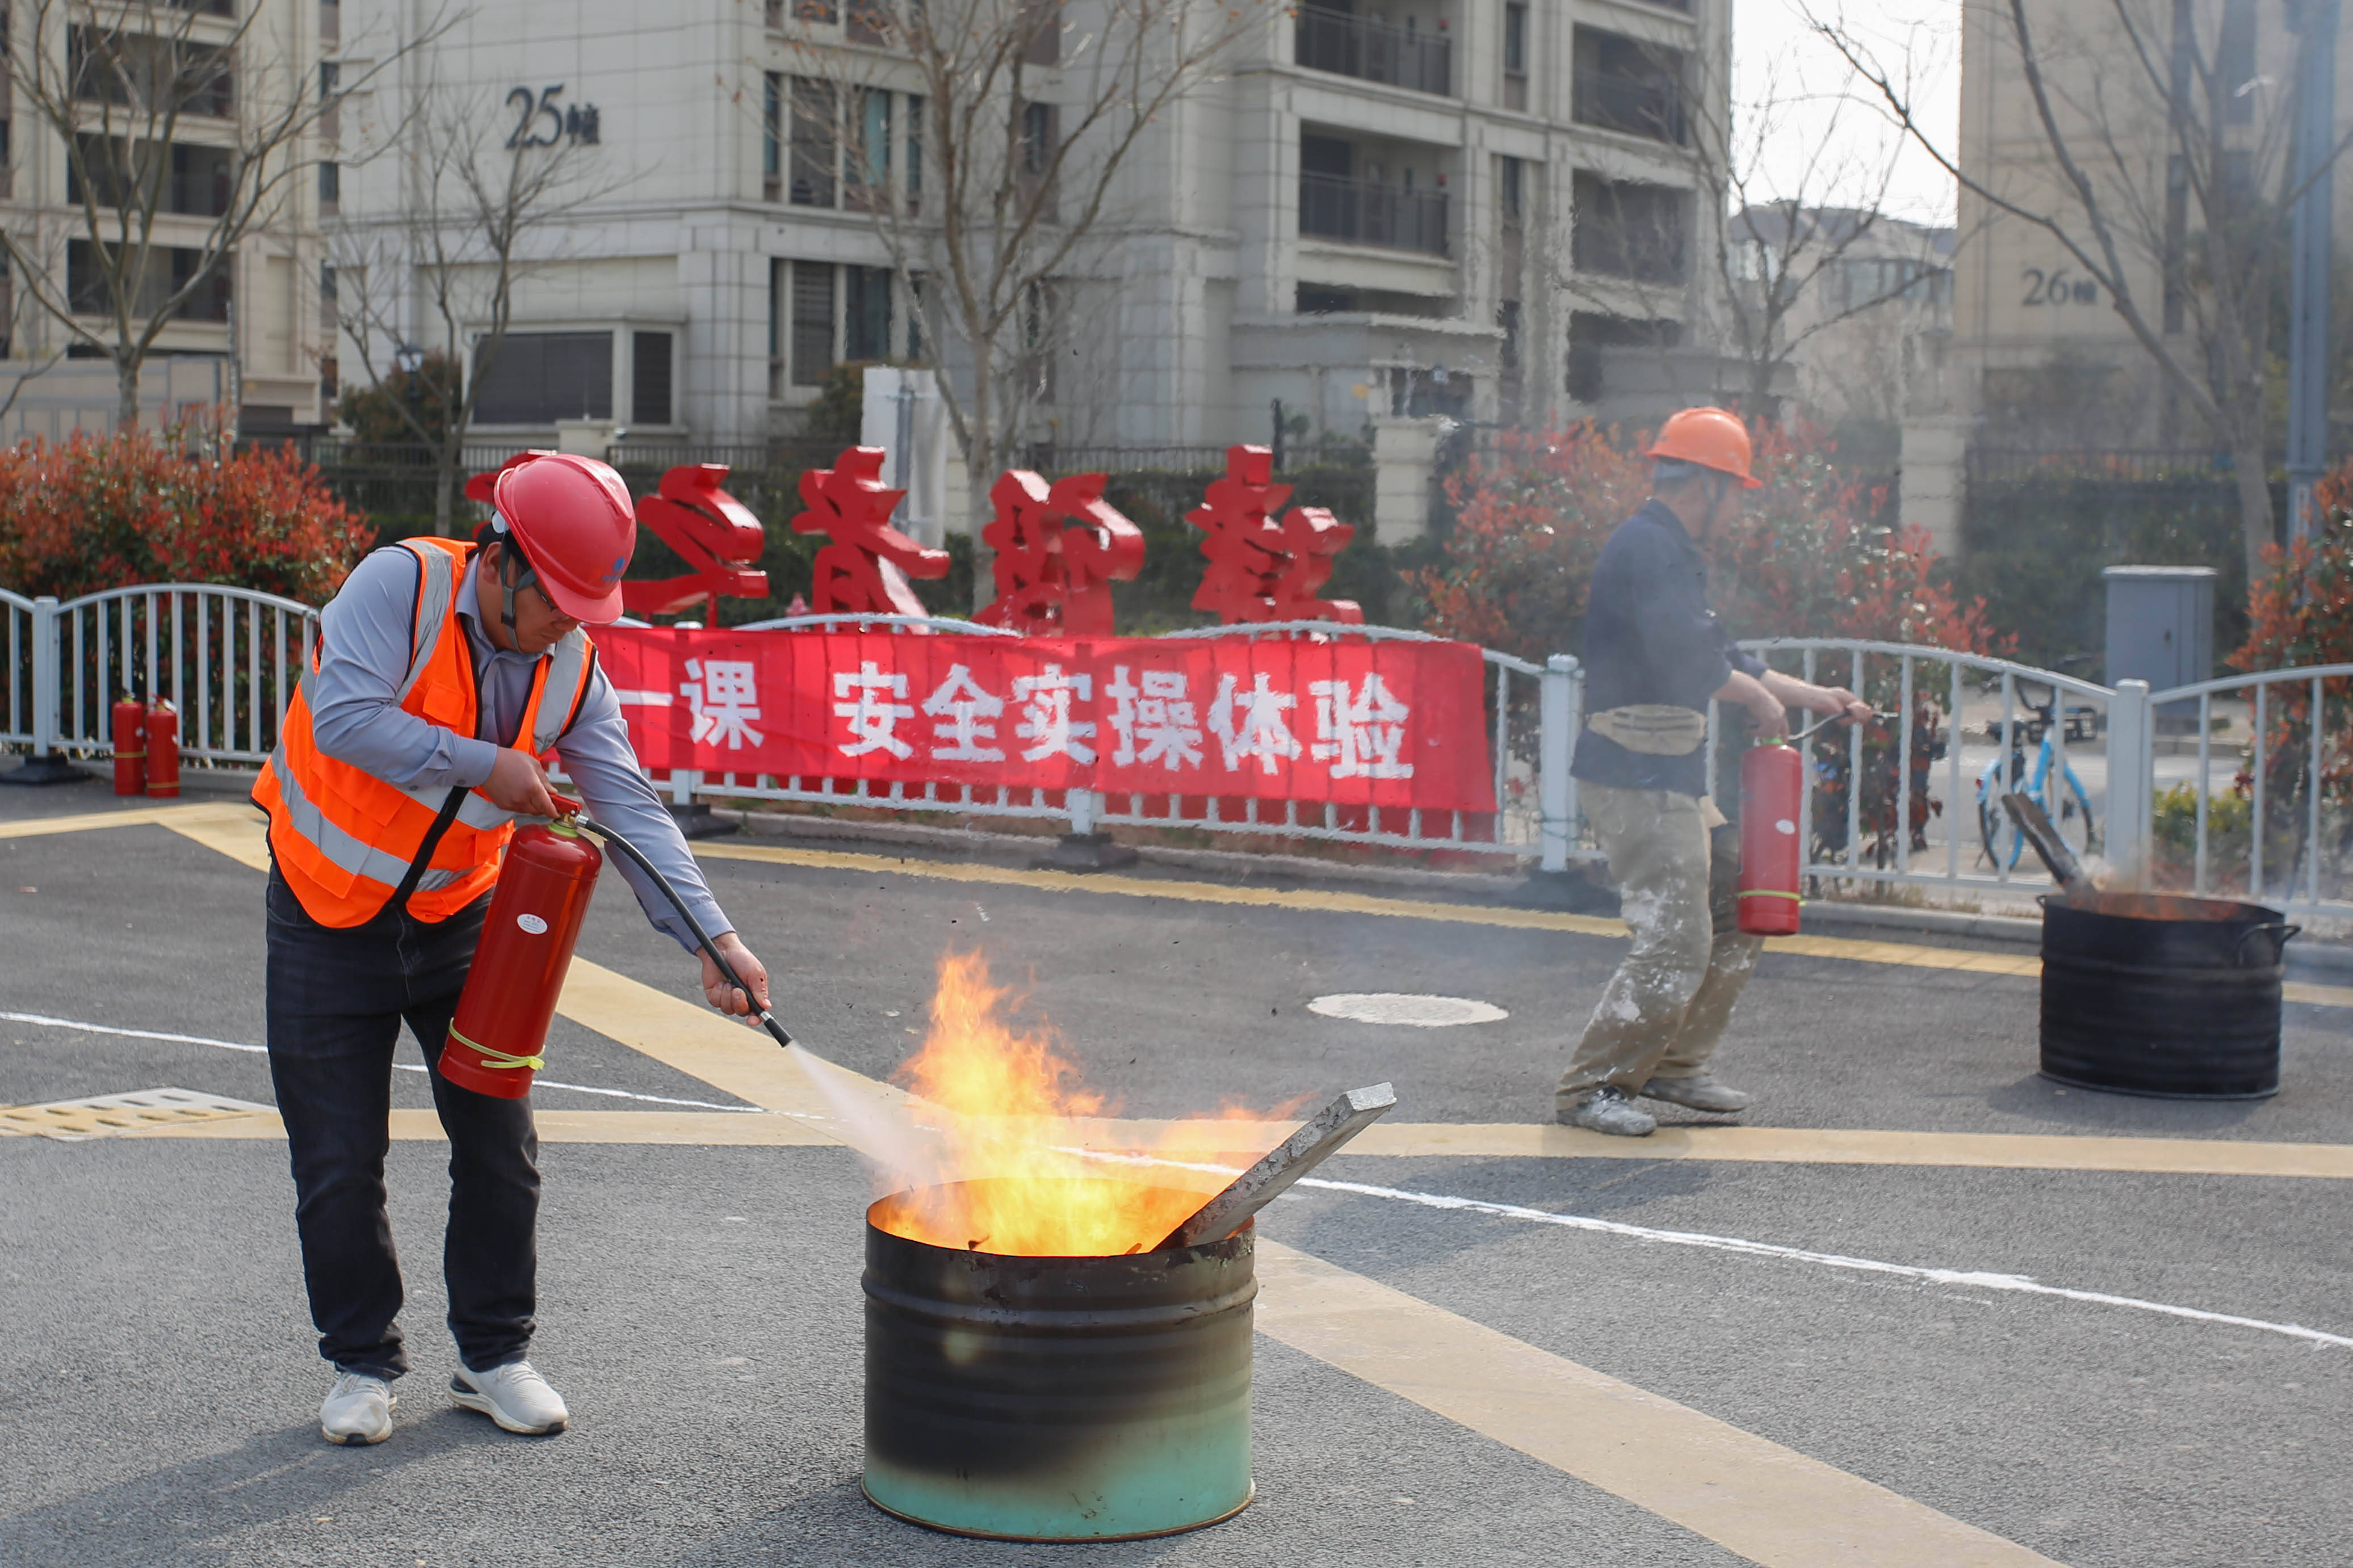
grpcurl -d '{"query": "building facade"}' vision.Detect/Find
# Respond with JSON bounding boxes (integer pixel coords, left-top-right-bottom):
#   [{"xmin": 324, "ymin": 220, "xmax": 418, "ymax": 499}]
[
  {"xmin": 0, "ymin": 0, "xmax": 338, "ymax": 437},
  {"xmin": 326, "ymin": 0, "xmax": 1729, "ymax": 499},
  {"xmin": 1944, "ymin": 0, "xmax": 2353, "ymax": 451}
]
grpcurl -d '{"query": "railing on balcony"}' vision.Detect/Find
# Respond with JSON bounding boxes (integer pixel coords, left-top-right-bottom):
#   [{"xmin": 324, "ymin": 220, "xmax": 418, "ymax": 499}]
[
  {"xmin": 1294, "ymin": 7, "xmax": 1452, "ymax": 96},
  {"xmin": 1298, "ymin": 172, "xmax": 1449, "ymax": 256},
  {"xmin": 1572, "ymin": 66, "xmax": 1685, "ymax": 144}
]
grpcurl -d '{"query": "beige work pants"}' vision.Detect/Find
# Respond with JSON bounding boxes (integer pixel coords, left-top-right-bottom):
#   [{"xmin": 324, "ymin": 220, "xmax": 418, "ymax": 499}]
[{"xmin": 1556, "ymin": 784, "xmax": 1763, "ymax": 1109}]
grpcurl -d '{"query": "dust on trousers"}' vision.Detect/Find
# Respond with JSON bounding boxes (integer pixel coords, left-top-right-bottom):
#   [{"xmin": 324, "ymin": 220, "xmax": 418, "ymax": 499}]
[{"xmin": 1557, "ymin": 784, "xmax": 1762, "ymax": 1107}]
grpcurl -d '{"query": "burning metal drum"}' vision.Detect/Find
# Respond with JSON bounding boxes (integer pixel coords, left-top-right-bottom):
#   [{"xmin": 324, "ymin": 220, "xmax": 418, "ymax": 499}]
[
  {"xmin": 2040, "ymin": 892, "xmax": 2299, "ymax": 1100},
  {"xmin": 862, "ymin": 1178, "xmax": 1257, "ymax": 1541}
]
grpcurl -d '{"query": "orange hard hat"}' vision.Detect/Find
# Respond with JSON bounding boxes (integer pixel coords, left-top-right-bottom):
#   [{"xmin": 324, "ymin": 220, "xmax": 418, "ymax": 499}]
[
  {"xmin": 1644, "ymin": 406, "xmax": 1764, "ymax": 489},
  {"xmin": 472, "ymin": 451, "xmax": 638, "ymax": 623}
]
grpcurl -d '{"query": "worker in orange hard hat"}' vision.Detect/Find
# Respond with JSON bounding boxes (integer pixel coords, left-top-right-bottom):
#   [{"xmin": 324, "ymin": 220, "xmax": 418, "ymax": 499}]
[
  {"xmin": 253, "ymin": 450, "xmax": 773, "ymax": 1445},
  {"xmin": 1554, "ymin": 407, "xmax": 1870, "ymax": 1137}
]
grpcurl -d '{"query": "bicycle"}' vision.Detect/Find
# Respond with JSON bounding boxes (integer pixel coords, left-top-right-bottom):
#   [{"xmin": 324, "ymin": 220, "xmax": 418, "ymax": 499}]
[
  {"xmin": 1975, "ymin": 679, "xmax": 2097, "ymax": 871},
  {"xmin": 1809, "ymin": 705, "xmax": 1948, "ymax": 869}
]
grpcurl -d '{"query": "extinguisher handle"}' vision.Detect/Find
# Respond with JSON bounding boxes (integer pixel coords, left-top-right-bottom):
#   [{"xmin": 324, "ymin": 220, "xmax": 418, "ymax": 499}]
[{"xmin": 567, "ymin": 813, "xmax": 798, "ymax": 1053}]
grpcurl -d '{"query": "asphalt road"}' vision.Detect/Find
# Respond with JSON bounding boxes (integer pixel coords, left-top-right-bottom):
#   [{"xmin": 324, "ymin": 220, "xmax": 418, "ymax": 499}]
[{"xmin": 2, "ymin": 784, "xmax": 2348, "ymax": 1567}]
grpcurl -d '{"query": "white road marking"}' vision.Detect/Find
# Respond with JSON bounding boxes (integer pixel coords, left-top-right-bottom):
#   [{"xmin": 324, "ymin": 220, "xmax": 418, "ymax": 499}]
[
  {"xmin": 0, "ymin": 1010, "xmax": 764, "ymax": 1114},
  {"xmin": 1308, "ymin": 992, "xmax": 1509, "ymax": 1027},
  {"xmin": 1297, "ymin": 1175, "xmax": 2353, "ymax": 1353},
  {"xmin": 1062, "ymin": 1142, "xmax": 2352, "ymax": 1353}
]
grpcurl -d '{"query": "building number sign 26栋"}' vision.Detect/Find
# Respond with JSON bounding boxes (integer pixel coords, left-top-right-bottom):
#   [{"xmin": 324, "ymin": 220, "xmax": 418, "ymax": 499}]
[
  {"xmin": 507, "ymin": 85, "xmax": 601, "ymax": 149},
  {"xmin": 2020, "ymin": 267, "xmax": 2098, "ymax": 306}
]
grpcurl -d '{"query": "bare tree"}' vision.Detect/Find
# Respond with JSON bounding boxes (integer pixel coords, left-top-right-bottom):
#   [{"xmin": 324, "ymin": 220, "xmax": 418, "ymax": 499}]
[
  {"xmin": 777, "ymin": 0, "xmax": 1276, "ymax": 604},
  {"xmin": 330, "ymin": 90, "xmax": 615, "ymax": 535},
  {"xmin": 0, "ymin": 0, "xmax": 441, "ymax": 433},
  {"xmin": 1554, "ymin": 39, "xmax": 1946, "ymax": 422},
  {"xmin": 1816, "ymin": 0, "xmax": 2353, "ymax": 584}
]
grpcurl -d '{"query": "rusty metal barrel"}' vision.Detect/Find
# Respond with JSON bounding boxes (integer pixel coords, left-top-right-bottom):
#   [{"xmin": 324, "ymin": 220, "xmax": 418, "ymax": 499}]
[{"xmin": 862, "ymin": 1179, "xmax": 1256, "ymax": 1541}]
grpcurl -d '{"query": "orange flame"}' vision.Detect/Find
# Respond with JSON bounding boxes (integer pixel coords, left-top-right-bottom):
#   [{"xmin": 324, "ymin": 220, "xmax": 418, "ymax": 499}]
[{"xmin": 876, "ymin": 952, "xmax": 1284, "ymax": 1256}]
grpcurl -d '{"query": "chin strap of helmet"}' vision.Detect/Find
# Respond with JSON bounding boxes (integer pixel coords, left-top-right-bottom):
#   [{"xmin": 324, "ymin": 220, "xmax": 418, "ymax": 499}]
[{"xmin": 489, "ymin": 516, "xmax": 543, "ymax": 637}]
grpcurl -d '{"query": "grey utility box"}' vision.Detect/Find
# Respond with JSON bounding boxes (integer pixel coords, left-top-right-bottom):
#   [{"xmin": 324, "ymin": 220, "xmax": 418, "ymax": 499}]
[{"xmin": 2103, "ymin": 566, "xmax": 2214, "ymax": 724}]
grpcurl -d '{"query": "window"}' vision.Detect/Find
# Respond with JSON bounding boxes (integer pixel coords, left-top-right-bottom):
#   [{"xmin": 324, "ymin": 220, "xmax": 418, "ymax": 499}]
[
  {"xmin": 472, "ymin": 331, "xmax": 613, "ymax": 423},
  {"xmin": 1022, "ymin": 0, "xmax": 1060, "ymax": 64},
  {"xmin": 1499, "ymin": 154, "xmax": 1523, "ymax": 224},
  {"xmin": 319, "ymin": 60, "xmax": 340, "ymax": 140},
  {"xmin": 632, "ymin": 331, "xmax": 673, "ymax": 425},
  {"xmin": 320, "ymin": 0, "xmax": 339, "ymax": 43},
  {"xmin": 1572, "ymin": 27, "xmax": 1684, "ymax": 145},
  {"xmin": 850, "ymin": 87, "xmax": 890, "ymax": 207},
  {"xmin": 1503, "ymin": 3, "xmax": 1527, "ymax": 110},
  {"xmin": 69, "ymin": 137, "xmax": 234, "ymax": 216},
  {"xmin": 68, "ymin": 240, "xmax": 232, "ymax": 322},
  {"xmin": 848, "ymin": 0, "xmax": 890, "ymax": 45},
  {"xmin": 1565, "ymin": 312, "xmax": 1677, "ymax": 402},
  {"xmin": 1020, "ymin": 100, "xmax": 1056, "ymax": 175},
  {"xmin": 1571, "ymin": 172, "xmax": 1686, "ymax": 281},
  {"xmin": 791, "ymin": 260, "xmax": 834, "ymax": 385},
  {"xmin": 1497, "ymin": 299, "xmax": 1520, "ymax": 372},
  {"xmin": 769, "ymin": 258, "xmax": 788, "ymax": 397},
  {"xmin": 318, "ymin": 160, "xmax": 339, "ymax": 214},
  {"xmin": 2218, "ymin": 0, "xmax": 2255, "ymax": 124},
  {"xmin": 790, "ymin": 78, "xmax": 836, "ymax": 207},
  {"xmin": 762, "ymin": 73, "xmax": 783, "ymax": 201},
  {"xmin": 320, "ymin": 262, "xmax": 337, "ymax": 331},
  {"xmin": 845, "ymin": 266, "xmax": 892, "ymax": 361},
  {"xmin": 72, "ymin": 31, "xmax": 234, "ymax": 117},
  {"xmin": 905, "ymin": 95, "xmax": 923, "ymax": 210}
]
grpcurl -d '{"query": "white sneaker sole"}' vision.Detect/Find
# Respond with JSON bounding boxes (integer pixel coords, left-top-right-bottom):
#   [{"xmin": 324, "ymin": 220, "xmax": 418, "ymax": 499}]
[
  {"xmin": 451, "ymin": 1375, "xmax": 567, "ymax": 1435},
  {"xmin": 322, "ymin": 1393, "xmax": 396, "ymax": 1446}
]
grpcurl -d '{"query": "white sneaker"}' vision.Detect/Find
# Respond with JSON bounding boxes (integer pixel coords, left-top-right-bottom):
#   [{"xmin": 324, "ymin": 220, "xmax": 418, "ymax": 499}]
[
  {"xmin": 451, "ymin": 1360, "xmax": 569, "ymax": 1434},
  {"xmin": 320, "ymin": 1372, "xmax": 396, "ymax": 1445}
]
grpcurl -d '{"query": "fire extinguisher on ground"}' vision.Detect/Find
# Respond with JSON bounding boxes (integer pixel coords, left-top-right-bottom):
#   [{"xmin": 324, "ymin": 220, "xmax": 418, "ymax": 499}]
[
  {"xmin": 112, "ymin": 698, "xmax": 146, "ymax": 796},
  {"xmin": 1737, "ymin": 741, "xmax": 1803, "ymax": 936},
  {"xmin": 145, "ymin": 700, "xmax": 180, "ymax": 798}
]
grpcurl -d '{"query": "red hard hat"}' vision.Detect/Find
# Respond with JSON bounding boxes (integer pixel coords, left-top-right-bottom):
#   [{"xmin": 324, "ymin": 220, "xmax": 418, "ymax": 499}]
[
  {"xmin": 484, "ymin": 452, "xmax": 637, "ymax": 624},
  {"xmin": 1644, "ymin": 406, "xmax": 1764, "ymax": 489}
]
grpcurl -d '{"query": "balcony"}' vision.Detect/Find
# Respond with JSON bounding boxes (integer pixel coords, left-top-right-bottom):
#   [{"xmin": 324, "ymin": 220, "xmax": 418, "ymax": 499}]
[
  {"xmin": 1573, "ymin": 66, "xmax": 1684, "ymax": 144},
  {"xmin": 1294, "ymin": 6, "xmax": 1452, "ymax": 97},
  {"xmin": 1300, "ymin": 171, "xmax": 1448, "ymax": 256}
]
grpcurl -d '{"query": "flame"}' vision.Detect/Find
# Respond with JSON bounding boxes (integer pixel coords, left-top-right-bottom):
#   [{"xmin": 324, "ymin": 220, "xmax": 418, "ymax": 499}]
[{"xmin": 875, "ymin": 952, "xmax": 1283, "ymax": 1257}]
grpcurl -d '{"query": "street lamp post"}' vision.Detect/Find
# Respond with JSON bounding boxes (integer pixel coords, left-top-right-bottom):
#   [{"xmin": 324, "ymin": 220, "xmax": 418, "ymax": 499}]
[{"xmin": 2284, "ymin": 0, "xmax": 2340, "ymax": 546}]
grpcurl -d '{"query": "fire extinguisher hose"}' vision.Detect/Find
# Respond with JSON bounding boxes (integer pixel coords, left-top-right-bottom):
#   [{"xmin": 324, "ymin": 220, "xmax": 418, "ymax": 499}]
[{"xmin": 563, "ymin": 812, "xmax": 799, "ymax": 1054}]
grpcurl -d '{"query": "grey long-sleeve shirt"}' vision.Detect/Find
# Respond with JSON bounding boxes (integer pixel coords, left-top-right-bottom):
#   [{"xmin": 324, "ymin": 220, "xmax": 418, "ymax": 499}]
[{"xmin": 307, "ymin": 545, "xmax": 731, "ymax": 952}]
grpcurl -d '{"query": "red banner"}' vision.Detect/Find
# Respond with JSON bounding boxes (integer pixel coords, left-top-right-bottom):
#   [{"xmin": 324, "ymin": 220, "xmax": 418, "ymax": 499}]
[{"xmin": 595, "ymin": 629, "xmax": 1494, "ymax": 813}]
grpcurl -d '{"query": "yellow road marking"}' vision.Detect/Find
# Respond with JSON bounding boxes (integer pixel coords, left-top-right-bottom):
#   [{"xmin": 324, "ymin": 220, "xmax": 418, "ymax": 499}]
[
  {"xmin": 163, "ymin": 806, "xmax": 272, "ymax": 870},
  {"xmin": 16, "ymin": 803, "xmax": 2348, "ymax": 1008},
  {"xmin": 1253, "ymin": 1241, "xmax": 2061, "ymax": 1567},
  {"xmin": 110, "ymin": 1104, "xmax": 2353, "ymax": 1178},
  {"xmin": 0, "ymin": 800, "xmax": 255, "ymax": 840},
  {"xmin": 694, "ymin": 839, "xmax": 2353, "ymax": 1008}
]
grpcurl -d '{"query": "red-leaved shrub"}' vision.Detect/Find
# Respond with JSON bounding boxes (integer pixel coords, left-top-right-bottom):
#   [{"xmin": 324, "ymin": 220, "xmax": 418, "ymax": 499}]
[
  {"xmin": 0, "ymin": 431, "xmax": 372, "ymax": 605},
  {"xmin": 1416, "ymin": 418, "xmax": 2007, "ymax": 662}
]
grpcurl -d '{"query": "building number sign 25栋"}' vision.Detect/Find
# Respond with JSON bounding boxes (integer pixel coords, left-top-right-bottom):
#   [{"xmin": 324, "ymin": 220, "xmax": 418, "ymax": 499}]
[
  {"xmin": 507, "ymin": 85, "xmax": 601, "ymax": 149},
  {"xmin": 2020, "ymin": 267, "xmax": 2098, "ymax": 306}
]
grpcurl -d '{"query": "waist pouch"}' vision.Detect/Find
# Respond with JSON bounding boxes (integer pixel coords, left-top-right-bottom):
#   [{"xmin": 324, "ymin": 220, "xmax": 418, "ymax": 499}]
[{"xmin": 1586, "ymin": 704, "xmax": 1709, "ymax": 756}]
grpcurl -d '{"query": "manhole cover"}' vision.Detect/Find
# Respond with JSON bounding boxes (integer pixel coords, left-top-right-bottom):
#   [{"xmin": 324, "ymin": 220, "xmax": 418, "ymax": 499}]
[{"xmin": 1306, "ymin": 993, "xmax": 1508, "ymax": 1028}]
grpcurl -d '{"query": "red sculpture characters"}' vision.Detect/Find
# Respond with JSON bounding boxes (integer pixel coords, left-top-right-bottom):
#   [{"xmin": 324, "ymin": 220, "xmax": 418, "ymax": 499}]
[
  {"xmin": 791, "ymin": 447, "xmax": 951, "ymax": 616},
  {"xmin": 1185, "ymin": 444, "xmax": 1362, "ymax": 625},
  {"xmin": 975, "ymin": 470, "xmax": 1145, "ymax": 636},
  {"xmin": 619, "ymin": 464, "xmax": 769, "ymax": 622}
]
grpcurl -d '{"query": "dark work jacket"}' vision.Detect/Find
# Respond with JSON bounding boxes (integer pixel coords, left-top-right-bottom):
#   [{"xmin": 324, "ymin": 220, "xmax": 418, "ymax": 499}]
[{"xmin": 1570, "ymin": 500, "xmax": 1766, "ymax": 797}]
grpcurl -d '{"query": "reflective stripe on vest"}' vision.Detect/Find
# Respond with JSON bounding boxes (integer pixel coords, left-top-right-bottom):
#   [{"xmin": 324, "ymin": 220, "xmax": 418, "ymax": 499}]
[
  {"xmin": 255, "ymin": 537, "xmax": 597, "ymax": 927},
  {"xmin": 266, "ymin": 743, "xmax": 471, "ymax": 895}
]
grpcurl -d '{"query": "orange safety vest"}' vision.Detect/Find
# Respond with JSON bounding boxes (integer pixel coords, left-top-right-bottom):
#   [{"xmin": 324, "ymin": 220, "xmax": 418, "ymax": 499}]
[{"xmin": 255, "ymin": 537, "xmax": 596, "ymax": 928}]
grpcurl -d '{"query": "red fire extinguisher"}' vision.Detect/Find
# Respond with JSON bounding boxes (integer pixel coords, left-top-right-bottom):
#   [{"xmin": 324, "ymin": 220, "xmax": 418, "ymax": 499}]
[
  {"xmin": 1737, "ymin": 742, "xmax": 1803, "ymax": 936},
  {"xmin": 112, "ymin": 698, "xmax": 147, "ymax": 796},
  {"xmin": 440, "ymin": 814, "xmax": 605, "ymax": 1098},
  {"xmin": 145, "ymin": 700, "xmax": 181, "ymax": 798}
]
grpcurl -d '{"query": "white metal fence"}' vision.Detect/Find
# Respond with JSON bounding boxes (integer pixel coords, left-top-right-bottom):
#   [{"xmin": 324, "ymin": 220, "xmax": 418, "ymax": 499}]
[{"xmin": 7, "ymin": 585, "xmax": 2347, "ymax": 917}]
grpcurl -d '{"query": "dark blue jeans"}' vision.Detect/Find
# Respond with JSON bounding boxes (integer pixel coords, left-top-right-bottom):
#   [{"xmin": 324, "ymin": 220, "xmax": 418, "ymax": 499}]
[{"xmin": 265, "ymin": 865, "xmax": 538, "ymax": 1380}]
